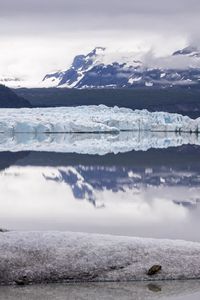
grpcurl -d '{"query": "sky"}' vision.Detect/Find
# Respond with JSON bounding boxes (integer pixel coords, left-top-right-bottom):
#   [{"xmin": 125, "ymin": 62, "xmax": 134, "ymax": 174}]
[{"xmin": 0, "ymin": 0, "xmax": 200, "ymax": 83}]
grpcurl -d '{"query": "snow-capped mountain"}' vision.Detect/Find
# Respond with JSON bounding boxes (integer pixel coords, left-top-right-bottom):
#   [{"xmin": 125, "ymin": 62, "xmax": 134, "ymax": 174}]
[
  {"xmin": 2, "ymin": 45, "xmax": 200, "ymax": 89},
  {"xmin": 173, "ymin": 45, "xmax": 200, "ymax": 58},
  {"xmin": 42, "ymin": 46, "xmax": 200, "ymax": 89},
  {"xmin": 42, "ymin": 47, "xmax": 142, "ymax": 88}
]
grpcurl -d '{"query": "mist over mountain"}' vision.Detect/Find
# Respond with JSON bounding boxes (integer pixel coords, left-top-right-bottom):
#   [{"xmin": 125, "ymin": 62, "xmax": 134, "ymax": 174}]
[{"xmin": 1, "ymin": 44, "xmax": 200, "ymax": 90}]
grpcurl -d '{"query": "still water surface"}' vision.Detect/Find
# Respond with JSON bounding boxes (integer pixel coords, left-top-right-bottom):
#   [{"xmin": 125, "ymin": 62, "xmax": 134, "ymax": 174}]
[
  {"xmin": 1, "ymin": 136, "xmax": 200, "ymax": 299},
  {"xmin": 0, "ymin": 281, "xmax": 200, "ymax": 300},
  {"xmin": 0, "ymin": 145, "xmax": 200, "ymax": 241}
]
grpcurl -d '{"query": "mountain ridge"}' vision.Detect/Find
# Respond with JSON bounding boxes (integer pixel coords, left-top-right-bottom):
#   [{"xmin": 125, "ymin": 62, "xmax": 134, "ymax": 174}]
[
  {"xmin": 0, "ymin": 84, "xmax": 32, "ymax": 108},
  {"xmin": 42, "ymin": 45, "xmax": 200, "ymax": 89}
]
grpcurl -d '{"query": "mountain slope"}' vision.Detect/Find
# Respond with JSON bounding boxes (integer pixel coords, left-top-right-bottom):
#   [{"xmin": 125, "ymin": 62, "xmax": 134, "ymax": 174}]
[
  {"xmin": 43, "ymin": 47, "xmax": 107, "ymax": 87},
  {"xmin": 173, "ymin": 45, "xmax": 200, "ymax": 58},
  {"xmin": 42, "ymin": 47, "xmax": 144, "ymax": 88},
  {"xmin": 42, "ymin": 46, "xmax": 200, "ymax": 89},
  {"xmin": 0, "ymin": 85, "xmax": 32, "ymax": 108}
]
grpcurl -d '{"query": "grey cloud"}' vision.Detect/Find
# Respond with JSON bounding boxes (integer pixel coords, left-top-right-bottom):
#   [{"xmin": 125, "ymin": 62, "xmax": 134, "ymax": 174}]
[
  {"xmin": 0, "ymin": 0, "xmax": 199, "ymax": 41},
  {"xmin": 0, "ymin": 0, "xmax": 200, "ymax": 15},
  {"xmin": 0, "ymin": 0, "xmax": 200, "ymax": 83},
  {"xmin": 142, "ymin": 51, "xmax": 200, "ymax": 69}
]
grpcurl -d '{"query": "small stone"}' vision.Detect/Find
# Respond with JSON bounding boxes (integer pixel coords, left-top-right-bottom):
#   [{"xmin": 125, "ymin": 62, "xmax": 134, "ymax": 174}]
[
  {"xmin": 147, "ymin": 265, "xmax": 162, "ymax": 276},
  {"xmin": 15, "ymin": 280, "xmax": 25, "ymax": 286},
  {"xmin": 15, "ymin": 276, "xmax": 29, "ymax": 286}
]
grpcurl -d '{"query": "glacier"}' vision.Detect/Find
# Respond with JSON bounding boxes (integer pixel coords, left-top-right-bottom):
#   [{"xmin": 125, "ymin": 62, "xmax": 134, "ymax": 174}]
[
  {"xmin": 0, "ymin": 231, "xmax": 200, "ymax": 285},
  {"xmin": 0, "ymin": 105, "xmax": 200, "ymax": 134}
]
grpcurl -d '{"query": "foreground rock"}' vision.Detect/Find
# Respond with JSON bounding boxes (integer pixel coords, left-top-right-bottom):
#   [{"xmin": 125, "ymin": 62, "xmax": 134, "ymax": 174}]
[
  {"xmin": 147, "ymin": 265, "xmax": 162, "ymax": 276},
  {"xmin": 0, "ymin": 231, "xmax": 200, "ymax": 285}
]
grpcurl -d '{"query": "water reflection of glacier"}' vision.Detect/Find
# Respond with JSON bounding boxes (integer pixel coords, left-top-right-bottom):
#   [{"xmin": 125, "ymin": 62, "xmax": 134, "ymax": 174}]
[{"xmin": 0, "ymin": 131, "xmax": 200, "ymax": 154}]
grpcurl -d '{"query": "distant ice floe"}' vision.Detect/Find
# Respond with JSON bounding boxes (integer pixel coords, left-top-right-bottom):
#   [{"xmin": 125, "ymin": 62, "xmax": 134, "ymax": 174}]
[
  {"xmin": 0, "ymin": 105, "xmax": 200, "ymax": 134},
  {"xmin": 0, "ymin": 131, "xmax": 200, "ymax": 154},
  {"xmin": 0, "ymin": 231, "xmax": 200, "ymax": 284}
]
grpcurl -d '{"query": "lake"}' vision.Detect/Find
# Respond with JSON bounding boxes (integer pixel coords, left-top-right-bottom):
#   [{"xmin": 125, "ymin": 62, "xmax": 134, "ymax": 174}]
[
  {"xmin": 0, "ymin": 142, "xmax": 200, "ymax": 241},
  {"xmin": 0, "ymin": 134, "xmax": 200, "ymax": 299},
  {"xmin": 0, "ymin": 281, "xmax": 200, "ymax": 300}
]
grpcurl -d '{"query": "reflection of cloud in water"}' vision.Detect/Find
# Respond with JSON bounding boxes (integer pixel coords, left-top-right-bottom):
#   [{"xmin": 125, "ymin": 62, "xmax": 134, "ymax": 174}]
[{"xmin": 0, "ymin": 165, "xmax": 200, "ymax": 241}]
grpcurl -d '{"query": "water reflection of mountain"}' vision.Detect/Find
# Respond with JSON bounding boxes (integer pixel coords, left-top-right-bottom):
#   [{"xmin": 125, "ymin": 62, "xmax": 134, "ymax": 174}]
[
  {"xmin": 13, "ymin": 145, "xmax": 200, "ymax": 169},
  {"xmin": 173, "ymin": 199, "xmax": 200, "ymax": 209},
  {"xmin": 1, "ymin": 145, "xmax": 200, "ymax": 208},
  {"xmin": 76, "ymin": 165, "xmax": 200, "ymax": 189},
  {"xmin": 0, "ymin": 151, "xmax": 29, "ymax": 171},
  {"xmin": 43, "ymin": 167, "xmax": 96, "ymax": 206},
  {"xmin": 42, "ymin": 165, "xmax": 200, "ymax": 205}
]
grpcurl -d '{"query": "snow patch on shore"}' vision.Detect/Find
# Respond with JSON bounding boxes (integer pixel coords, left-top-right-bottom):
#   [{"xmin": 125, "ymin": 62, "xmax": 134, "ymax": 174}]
[{"xmin": 0, "ymin": 231, "xmax": 200, "ymax": 285}]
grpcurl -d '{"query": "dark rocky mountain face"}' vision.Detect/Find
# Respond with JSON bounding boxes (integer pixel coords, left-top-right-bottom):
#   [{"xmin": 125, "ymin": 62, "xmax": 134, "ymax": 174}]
[
  {"xmin": 0, "ymin": 85, "xmax": 32, "ymax": 108},
  {"xmin": 42, "ymin": 46, "xmax": 200, "ymax": 89}
]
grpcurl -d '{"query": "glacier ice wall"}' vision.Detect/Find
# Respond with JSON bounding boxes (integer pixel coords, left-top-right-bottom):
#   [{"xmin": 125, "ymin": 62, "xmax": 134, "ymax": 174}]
[{"xmin": 0, "ymin": 105, "xmax": 199, "ymax": 134}]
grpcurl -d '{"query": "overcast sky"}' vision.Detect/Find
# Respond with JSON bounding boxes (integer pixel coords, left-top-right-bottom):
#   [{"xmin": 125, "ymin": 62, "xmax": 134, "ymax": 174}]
[{"xmin": 0, "ymin": 0, "xmax": 200, "ymax": 83}]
